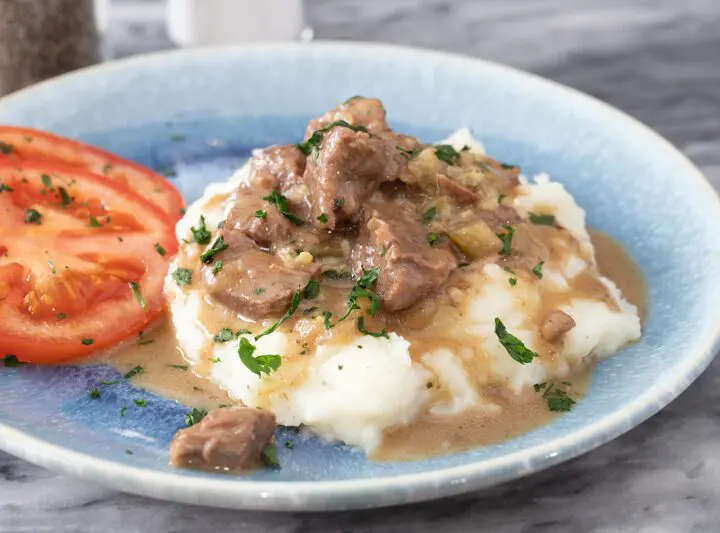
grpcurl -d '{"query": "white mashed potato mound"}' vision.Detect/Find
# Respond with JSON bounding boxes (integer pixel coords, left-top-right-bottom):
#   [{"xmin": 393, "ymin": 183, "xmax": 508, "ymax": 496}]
[{"xmin": 165, "ymin": 129, "xmax": 641, "ymax": 454}]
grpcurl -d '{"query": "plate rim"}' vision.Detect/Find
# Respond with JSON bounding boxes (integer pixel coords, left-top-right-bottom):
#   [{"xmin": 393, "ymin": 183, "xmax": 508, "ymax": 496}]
[{"xmin": 1, "ymin": 41, "xmax": 720, "ymax": 512}]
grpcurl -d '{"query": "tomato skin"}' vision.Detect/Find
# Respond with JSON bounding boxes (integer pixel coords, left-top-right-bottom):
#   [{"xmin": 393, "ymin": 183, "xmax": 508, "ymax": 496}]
[
  {"xmin": 0, "ymin": 162, "xmax": 178, "ymax": 364},
  {"xmin": 0, "ymin": 126, "xmax": 185, "ymax": 220}
]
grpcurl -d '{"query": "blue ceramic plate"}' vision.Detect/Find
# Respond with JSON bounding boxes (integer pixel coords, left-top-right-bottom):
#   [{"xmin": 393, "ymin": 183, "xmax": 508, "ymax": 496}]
[{"xmin": 1, "ymin": 43, "xmax": 719, "ymax": 511}]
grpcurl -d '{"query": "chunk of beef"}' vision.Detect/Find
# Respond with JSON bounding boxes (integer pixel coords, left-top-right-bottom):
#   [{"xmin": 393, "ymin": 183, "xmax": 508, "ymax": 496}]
[
  {"xmin": 304, "ymin": 127, "xmax": 408, "ymax": 230},
  {"xmin": 305, "ymin": 96, "xmax": 389, "ymax": 139},
  {"xmin": 540, "ymin": 310, "xmax": 576, "ymax": 342},
  {"xmin": 169, "ymin": 407, "xmax": 276, "ymax": 472},
  {"xmin": 239, "ymin": 208, "xmax": 321, "ymax": 251},
  {"xmin": 249, "ymin": 144, "xmax": 306, "ymax": 192},
  {"xmin": 203, "ymin": 232, "xmax": 319, "ymax": 318},
  {"xmin": 435, "ymin": 174, "xmax": 480, "ymax": 204},
  {"xmin": 351, "ymin": 201, "xmax": 457, "ymax": 312}
]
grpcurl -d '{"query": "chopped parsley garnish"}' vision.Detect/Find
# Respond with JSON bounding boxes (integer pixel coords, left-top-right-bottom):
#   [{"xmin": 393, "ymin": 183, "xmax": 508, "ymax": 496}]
[
  {"xmin": 154, "ymin": 243, "xmax": 166, "ymax": 256},
  {"xmin": 128, "ymin": 281, "xmax": 147, "ymax": 309},
  {"xmin": 496, "ymin": 224, "xmax": 515, "ymax": 256},
  {"xmin": 56, "ymin": 313, "xmax": 66, "ymax": 319},
  {"xmin": 261, "ymin": 191, "xmax": 304, "ymax": 226},
  {"xmin": 58, "ymin": 186, "xmax": 71, "ymax": 206},
  {"xmin": 125, "ymin": 450, "xmax": 133, "ymax": 455},
  {"xmin": 190, "ymin": 215, "xmax": 212, "ymax": 245},
  {"xmin": 0, "ymin": 141, "xmax": 14, "ymax": 154},
  {"xmin": 434, "ymin": 144, "xmax": 461, "ymax": 165},
  {"xmin": 532, "ymin": 260, "xmax": 545, "ymax": 279},
  {"xmin": 303, "ymin": 279, "xmax": 320, "ymax": 299},
  {"xmin": 89, "ymin": 388, "xmax": 100, "ymax": 399},
  {"xmin": 503, "ymin": 266, "xmax": 517, "ymax": 286},
  {"xmin": 540, "ymin": 383, "xmax": 577, "ymax": 412},
  {"xmin": 494, "ymin": 317, "xmax": 537, "ymax": 364},
  {"xmin": 426, "ymin": 232, "xmax": 441, "ymax": 246},
  {"xmin": 120, "ymin": 407, "xmax": 127, "ymax": 417},
  {"xmin": 322, "ymin": 269, "xmax": 352, "ymax": 280},
  {"xmin": 99, "ymin": 380, "xmax": 120, "ymax": 385},
  {"xmin": 357, "ymin": 316, "xmax": 389, "ymax": 339},
  {"xmin": 255, "ymin": 209, "xmax": 267, "ymax": 219},
  {"xmin": 2, "ymin": 355, "xmax": 26, "ymax": 367},
  {"xmin": 24, "ymin": 208, "xmax": 42, "ymax": 225},
  {"xmin": 172, "ymin": 268, "xmax": 193, "ymax": 286},
  {"xmin": 123, "ymin": 366, "xmax": 144, "ymax": 380},
  {"xmin": 284, "ymin": 440, "xmax": 294, "ymax": 449},
  {"xmin": 169, "ymin": 133, "xmax": 185, "ymax": 142},
  {"xmin": 88, "ymin": 215, "xmax": 102, "ymax": 228},
  {"xmin": 168, "ymin": 364, "xmax": 189, "ymax": 371},
  {"xmin": 335, "ymin": 197, "xmax": 346, "ymax": 209},
  {"xmin": 323, "ymin": 311, "xmax": 333, "ymax": 330},
  {"xmin": 238, "ymin": 337, "xmax": 281, "ymax": 376},
  {"xmin": 422, "ymin": 206, "xmax": 437, "ymax": 223},
  {"xmin": 297, "ymin": 120, "xmax": 370, "ymax": 157},
  {"xmin": 303, "ymin": 305, "xmax": 318, "ymax": 315},
  {"xmin": 255, "ymin": 287, "xmax": 266, "ymax": 294},
  {"xmin": 213, "ymin": 328, "xmax": 235, "ymax": 343},
  {"xmin": 338, "ymin": 268, "xmax": 380, "ymax": 322},
  {"xmin": 81, "ymin": 337, "xmax": 94, "ymax": 346},
  {"xmin": 185, "ymin": 408, "xmax": 208, "ymax": 427},
  {"xmin": 48, "ymin": 259, "xmax": 57, "ymax": 274},
  {"xmin": 199, "ymin": 236, "xmax": 228, "ymax": 263},
  {"xmin": 41, "ymin": 174, "xmax": 52, "ymax": 189},
  {"xmin": 0, "ymin": 183, "xmax": 13, "ymax": 193},
  {"xmin": 316, "ymin": 213, "xmax": 328, "ymax": 223},
  {"xmin": 508, "ymin": 277, "xmax": 517, "ymax": 287},
  {"xmin": 237, "ymin": 328, "xmax": 252, "ymax": 335},
  {"xmin": 212, "ymin": 260, "xmax": 223, "ymax": 275},
  {"xmin": 133, "ymin": 399, "xmax": 146, "ymax": 407},
  {"xmin": 255, "ymin": 290, "xmax": 301, "ymax": 340},
  {"xmin": 397, "ymin": 146, "xmax": 421, "ymax": 159},
  {"xmin": 529, "ymin": 213, "xmax": 556, "ymax": 226},
  {"xmin": 533, "ymin": 382, "xmax": 547, "ymax": 392},
  {"xmin": 500, "ymin": 162, "xmax": 518, "ymax": 170},
  {"xmin": 261, "ymin": 443, "xmax": 280, "ymax": 469}
]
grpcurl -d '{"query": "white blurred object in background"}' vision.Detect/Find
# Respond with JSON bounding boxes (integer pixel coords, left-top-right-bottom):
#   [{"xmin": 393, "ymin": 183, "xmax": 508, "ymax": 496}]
[{"xmin": 167, "ymin": 0, "xmax": 307, "ymax": 47}]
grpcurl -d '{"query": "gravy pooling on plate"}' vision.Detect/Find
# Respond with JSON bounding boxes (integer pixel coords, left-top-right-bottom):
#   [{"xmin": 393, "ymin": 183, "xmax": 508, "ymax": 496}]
[{"xmin": 108, "ymin": 97, "xmax": 644, "ymax": 472}]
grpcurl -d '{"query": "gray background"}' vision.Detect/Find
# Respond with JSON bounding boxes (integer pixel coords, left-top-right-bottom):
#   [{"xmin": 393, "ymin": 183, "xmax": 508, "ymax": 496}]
[{"xmin": 2, "ymin": 0, "xmax": 720, "ymax": 531}]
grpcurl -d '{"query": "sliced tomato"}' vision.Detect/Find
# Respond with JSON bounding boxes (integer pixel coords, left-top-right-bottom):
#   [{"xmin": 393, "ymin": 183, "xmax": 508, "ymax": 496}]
[
  {"xmin": 0, "ymin": 126, "xmax": 184, "ymax": 220},
  {"xmin": 0, "ymin": 162, "xmax": 178, "ymax": 363}
]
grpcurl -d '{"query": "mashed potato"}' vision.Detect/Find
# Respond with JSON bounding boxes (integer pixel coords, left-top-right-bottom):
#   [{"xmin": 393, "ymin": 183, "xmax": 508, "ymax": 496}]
[{"xmin": 165, "ymin": 130, "xmax": 641, "ymax": 454}]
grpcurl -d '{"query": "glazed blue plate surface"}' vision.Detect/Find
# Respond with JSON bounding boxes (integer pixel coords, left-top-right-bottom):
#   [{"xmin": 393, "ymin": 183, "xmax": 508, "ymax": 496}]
[{"xmin": 0, "ymin": 43, "xmax": 719, "ymax": 511}]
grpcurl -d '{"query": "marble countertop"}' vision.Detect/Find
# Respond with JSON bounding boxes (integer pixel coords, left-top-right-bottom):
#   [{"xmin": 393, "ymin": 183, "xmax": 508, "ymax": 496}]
[{"xmin": 3, "ymin": 1, "xmax": 720, "ymax": 531}]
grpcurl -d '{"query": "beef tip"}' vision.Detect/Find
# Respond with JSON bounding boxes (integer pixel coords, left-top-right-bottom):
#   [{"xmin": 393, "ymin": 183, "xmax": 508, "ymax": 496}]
[
  {"xmin": 351, "ymin": 202, "xmax": 457, "ymax": 312},
  {"xmin": 239, "ymin": 207, "xmax": 321, "ymax": 252},
  {"xmin": 203, "ymin": 232, "xmax": 319, "ymax": 318},
  {"xmin": 169, "ymin": 407, "xmax": 276, "ymax": 472},
  {"xmin": 249, "ymin": 144, "xmax": 306, "ymax": 192},
  {"xmin": 305, "ymin": 96, "xmax": 389, "ymax": 139},
  {"xmin": 305, "ymin": 127, "xmax": 408, "ymax": 230},
  {"xmin": 540, "ymin": 310, "xmax": 576, "ymax": 342},
  {"xmin": 436, "ymin": 174, "xmax": 479, "ymax": 204}
]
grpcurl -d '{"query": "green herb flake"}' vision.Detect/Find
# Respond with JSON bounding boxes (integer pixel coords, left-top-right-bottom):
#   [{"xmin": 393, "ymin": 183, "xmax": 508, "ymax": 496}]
[
  {"xmin": 48, "ymin": 259, "xmax": 57, "ymax": 274},
  {"xmin": 422, "ymin": 206, "xmax": 437, "ymax": 223},
  {"xmin": 532, "ymin": 260, "xmax": 545, "ymax": 279},
  {"xmin": 88, "ymin": 215, "xmax": 102, "ymax": 228},
  {"xmin": 0, "ymin": 183, "xmax": 13, "ymax": 193},
  {"xmin": 169, "ymin": 133, "xmax": 185, "ymax": 142},
  {"xmin": 284, "ymin": 440, "xmax": 294, "ymax": 449},
  {"xmin": 57, "ymin": 186, "xmax": 71, "ymax": 206},
  {"xmin": 56, "ymin": 313, "xmax": 66, "ymax": 319},
  {"xmin": 213, "ymin": 328, "xmax": 235, "ymax": 343},
  {"xmin": 434, "ymin": 144, "xmax": 461, "ymax": 165},
  {"xmin": 529, "ymin": 213, "xmax": 556, "ymax": 226},
  {"xmin": 297, "ymin": 120, "xmax": 370, "ymax": 157},
  {"xmin": 190, "ymin": 215, "xmax": 212, "ymax": 245},
  {"xmin": 172, "ymin": 268, "xmax": 193, "ymax": 287},
  {"xmin": 125, "ymin": 450, "xmax": 134, "ymax": 455},
  {"xmin": 89, "ymin": 388, "xmax": 101, "ymax": 399},
  {"xmin": 168, "ymin": 364, "xmax": 189, "ymax": 371},
  {"xmin": 123, "ymin": 365, "xmax": 144, "ymax": 380},
  {"xmin": 24, "ymin": 208, "xmax": 42, "ymax": 225},
  {"xmin": 303, "ymin": 279, "xmax": 320, "ymax": 299},
  {"xmin": 255, "ymin": 291, "xmax": 302, "ymax": 340},
  {"xmin": 500, "ymin": 162, "xmax": 518, "ymax": 170},
  {"xmin": 120, "ymin": 407, "xmax": 127, "ymax": 417},
  {"xmin": 261, "ymin": 443, "xmax": 280, "ymax": 469},
  {"xmin": 212, "ymin": 260, "xmax": 223, "ymax": 275},
  {"xmin": 543, "ymin": 384, "xmax": 577, "ymax": 412},
  {"xmin": 133, "ymin": 399, "xmax": 146, "ymax": 407},
  {"xmin": 200, "ymin": 236, "xmax": 229, "ymax": 263},
  {"xmin": 335, "ymin": 197, "xmax": 346, "ymax": 209},
  {"xmin": 0, "ymin": 141, "xmax": 14, "ymax": 154},
  {"xmin": 154, "ymin": 243, "xmax": 166, "ymax": 256},
  {"xmin": 494, "ymin": 318, "xmax": 537, "ymax": 364},
  {"xmin": 496, "ymin": 224, "xmax": 515, "ymax": 256},
  {"xmin": 338, "ymin": 268, "xmax": 381, "ymax": 322},
  {"xmin": 99, "ymin": 380, "xmax": 120, "ymax": 385},
  {"xmin": 81, "ymin": 337, "xmax": 94, "ymax": 346},
  {"xmin": 357, "ymin": 316, "xmax": 390, "ymax": 339},
  {"xmin": 508, "ymin": 277, "xmax": 517, "ymax": 286},
  {"xmin": 185, "ymin": 407, "xmax": 208, "ymax": 427},
  {"xmin": 128, "ymin": 281, "xmax": 147, "ymax": 310},
  {"xmin": 426, "ymin": 232, "xmax": 441, "ymax": 246},
  {"xmin": 3, "ymin": 355, "xmax": 26, "ymax": 367},
  {"xmin": 41, "ymin": 174, "xmax": 52, "ymax": 189},
  {"xmin": 238, "ymin": 337, "xmax": 282, "ymax": 376},
  {"xmin": 323, "ymin": 311, "xmax": 333, "ymax": 330},
  {"xmin": 397, "ymin": 146, "xmax": 421, "ymax": 159},
  {"xmin": 261, "ymin": 191, "xmax": 304, "ymax": 226},
  {"xmin": 316, "ymin": 213, "xmax": 328, "ymax": 223},
  {"xmin": 533, "ymin": 382, "xmax": 547, "ymax": 392}
]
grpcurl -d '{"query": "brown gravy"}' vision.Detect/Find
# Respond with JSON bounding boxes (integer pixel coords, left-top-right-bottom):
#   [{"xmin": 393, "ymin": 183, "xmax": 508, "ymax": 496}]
[{"xmin": 101, "ymin": 229, "xmax": 644, "ymax": 460}]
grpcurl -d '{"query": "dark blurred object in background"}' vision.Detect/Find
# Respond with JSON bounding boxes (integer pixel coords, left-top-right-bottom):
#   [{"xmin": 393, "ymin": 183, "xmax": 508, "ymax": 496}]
[{"xmin": 0, "ymin": 0, "xmax": 100, "ymax": 96}]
